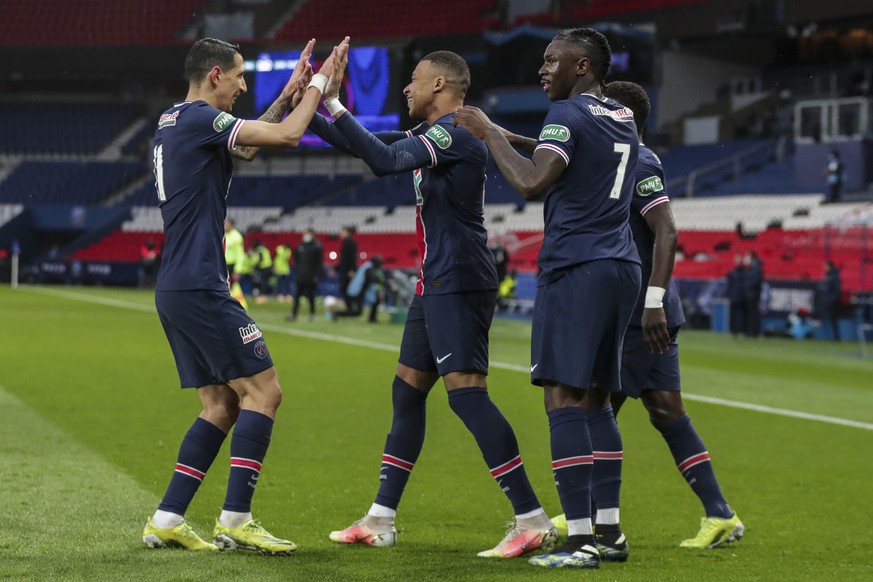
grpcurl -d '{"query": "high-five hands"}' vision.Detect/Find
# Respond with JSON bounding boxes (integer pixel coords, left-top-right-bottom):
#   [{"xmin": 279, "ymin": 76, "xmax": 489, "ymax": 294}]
[
  {"xmin": 320, "ymin": 37, "xmax": 351, "ymax": 117},
  {"xmin": 317, "ymin": 36, "xmax": 350, "ymax": 82},
  {"xmin": 283, "ymin": 38, "xmax": 315, "ymax": 108}
]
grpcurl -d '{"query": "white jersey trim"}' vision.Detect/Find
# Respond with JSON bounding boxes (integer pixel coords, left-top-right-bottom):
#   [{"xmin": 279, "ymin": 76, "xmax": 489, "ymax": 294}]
[
  {"xmin": 640, "ymin": 195, "xmax": 669, "ymax": 216},
  {"xmin": 417, "ymin": 135, "xmax": 437, "ymax": 167},
  {"xmin": 535, "ymin": 143, "xmax": 569, "ymax": 166},
  {"xmin": 227, "ymin": 119, "xmax": 245, "ymax": 151}
]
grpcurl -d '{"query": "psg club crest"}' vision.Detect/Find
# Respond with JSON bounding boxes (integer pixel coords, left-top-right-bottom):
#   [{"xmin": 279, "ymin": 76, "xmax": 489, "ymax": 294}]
[{"xmin": 254, "ymin": 340, "xmax": 268, "ymax": 359}]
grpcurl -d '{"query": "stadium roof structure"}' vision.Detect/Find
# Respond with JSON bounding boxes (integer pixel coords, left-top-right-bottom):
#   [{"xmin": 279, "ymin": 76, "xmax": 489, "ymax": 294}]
[{"xmin": 483, "ymin": 22, "xmax": 654, "ymax": 46}]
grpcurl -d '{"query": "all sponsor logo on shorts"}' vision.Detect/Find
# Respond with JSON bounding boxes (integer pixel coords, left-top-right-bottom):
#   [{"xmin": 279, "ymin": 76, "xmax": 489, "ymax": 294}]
[
  {"xmin": 636, "ymin": 175, "xmax": 664, "ymax": 197},
  {"xmin": 254, "ymin": 340, "xmax": 268, "ymax": 359},
  {"xmin": 425, "ymin": 125, "xmax": 452, "ymax": 149},
  {"xmin": 158, "ymin": 111, "xmax": 179, "ymax": 129},
  {"xmin": 239, "ymin": 323, "xmax": 263, "ymax": 344},
  {"xmin": 539, "ymin": 124, "xmax": 570, "ymax": 142},
  {"xmin": 213, "ymin": 112, "xmax": 236, "ymax": 133}
]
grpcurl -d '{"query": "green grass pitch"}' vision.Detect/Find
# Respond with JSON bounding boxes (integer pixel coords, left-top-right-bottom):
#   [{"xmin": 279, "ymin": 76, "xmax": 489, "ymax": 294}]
[{"xmin": 1, "ymin": 284, "xmax": 872, "ymax": 581}]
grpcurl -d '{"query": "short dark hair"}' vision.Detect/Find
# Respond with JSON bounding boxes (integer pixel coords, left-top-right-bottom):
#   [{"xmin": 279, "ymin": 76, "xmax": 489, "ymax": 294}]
[
  {"xmin": 553, "ymin": 28, "xmax": 611, "ymax": 82},
  {"xmin": 604, "ymin": 81, "xmax": 650, "ymax": 133},
  {"xmin": 421, "ymin": 51, "xmax": 471, "ymax": 97},
  {"xmin": 185, "ymin": 38, "xmax": 241, "ymax": 84}
]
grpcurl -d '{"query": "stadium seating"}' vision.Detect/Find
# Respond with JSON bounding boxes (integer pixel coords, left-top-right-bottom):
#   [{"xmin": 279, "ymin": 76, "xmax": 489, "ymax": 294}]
[
  {"xmin": 0, "ymin": 204, "xmax": 24, "ymax": 228},
  {"xmin": 0, "ymin": 102, "xmax": 143, "ymax": 155},
  {"xmin": 0, "ymin": 0, "xmax": 208, "ymax": 46},
  {"xmin": 703, "ymin": 160, "xmax": 822, "ymax": 197},
  {"xmin": 272, "ymin": 0, "xmax": 498, "ymax": 42},
  {"xmin": 0, "ymin": 161, "xmax": 147, "ymax": 205},
  {"xmin": 511, "ymin": 0, "xmax": 712, "ymax": 26}
]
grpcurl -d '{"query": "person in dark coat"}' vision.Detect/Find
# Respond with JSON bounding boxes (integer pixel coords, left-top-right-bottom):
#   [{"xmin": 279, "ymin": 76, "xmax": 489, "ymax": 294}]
[{"xmin": 288, "ymin": 228, "xmax": 323, "ymax": 322}]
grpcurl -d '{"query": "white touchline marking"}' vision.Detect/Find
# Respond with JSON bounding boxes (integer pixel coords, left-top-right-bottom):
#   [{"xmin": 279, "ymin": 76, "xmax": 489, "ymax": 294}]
[
  {"xmin": 678, "ymin": 393, "xmax": 873, "ymax": 431},
  {"xmin": 20, "ymin": 285, "xmax": 873, "ymax": 432}
]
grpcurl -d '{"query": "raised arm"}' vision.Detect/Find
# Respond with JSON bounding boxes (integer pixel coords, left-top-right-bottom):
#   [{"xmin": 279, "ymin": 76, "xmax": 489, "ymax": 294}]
[
  {"xmin": 234, "ymin": 37, "xmax": 350, "ymax": 150},
  {"xmin": 331, "ymin": 113, "xmax": 433, "ymax": 176},
  {"xmin": 454, "ymin": 105, "xmax": 563, "ymax": 199},
  {"xmin": 641, "ymin": 202, "xmax": 679, "ymax": 354}
]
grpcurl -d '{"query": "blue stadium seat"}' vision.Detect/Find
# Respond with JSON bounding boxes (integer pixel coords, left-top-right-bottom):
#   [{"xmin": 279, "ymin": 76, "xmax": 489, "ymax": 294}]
[
  {"xmin": 0, "ymin": 102, "xmax": 142, "ymax": 155},
  {"xmin": 0, "ymin": 161, "xmax": 147, "ymax": 204}
]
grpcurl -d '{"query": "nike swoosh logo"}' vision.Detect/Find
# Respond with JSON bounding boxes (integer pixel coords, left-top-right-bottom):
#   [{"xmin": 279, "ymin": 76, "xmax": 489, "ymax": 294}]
[
  {"xmin": 531, "ymin": 364, "xmax": 538, "ymax": 372},
  {"xmin": 436, "ymin": 353, "xmax": 453, "ymax": 364}
]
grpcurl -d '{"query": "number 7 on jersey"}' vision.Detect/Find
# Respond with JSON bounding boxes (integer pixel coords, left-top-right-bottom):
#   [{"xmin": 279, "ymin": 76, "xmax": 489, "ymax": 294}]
[{"xmin": 608, "ymin": 142, "xmax": 631, "ymax": 200}]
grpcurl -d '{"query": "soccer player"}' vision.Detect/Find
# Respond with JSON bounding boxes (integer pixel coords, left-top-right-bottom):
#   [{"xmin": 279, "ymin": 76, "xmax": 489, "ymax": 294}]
[
  {"xmin": 142, "ymin": 36, "xmax": 348, "ymax": 553},
  {"xmin": 305, "ymin": 49, "xmax": 557, "ymax": 558},
  {"xmin": 454, "ymin": 28, "xmax": 642, "ymax": 569},
  {"xmin": 589, "ymin": 80, "xmax": 743, "ymax": 551}
]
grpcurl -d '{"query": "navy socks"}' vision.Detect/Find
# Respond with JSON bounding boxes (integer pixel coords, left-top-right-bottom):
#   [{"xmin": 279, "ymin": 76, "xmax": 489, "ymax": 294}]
[
  {"xmin": 374, "ymin": 377, "xmax": 428, "ymax": 510},
  {"xmin": 222, "ymin": 410, "xmax": 273, "ymax": 513},
  {"xmin": 655, "ymin": 414, "xmax": 732, "ymax": 518},
  {"xmin": 159, "ymin": 417, "xmax": 226, "ymax": 515},
  {"xmin": 448, "ymin": 387, "xmax": 541, "ymax": 515}
]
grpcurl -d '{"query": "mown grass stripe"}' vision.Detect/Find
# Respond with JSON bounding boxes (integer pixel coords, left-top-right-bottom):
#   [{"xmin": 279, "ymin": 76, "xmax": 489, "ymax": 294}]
[{"xmin": 20, "ymin": 285, "xmax": 873, "ymax": 432}]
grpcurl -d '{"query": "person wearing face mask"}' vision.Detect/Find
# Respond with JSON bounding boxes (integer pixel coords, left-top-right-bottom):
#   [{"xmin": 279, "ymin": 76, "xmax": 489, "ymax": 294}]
[{"xmin": 288, "ymin": 228, "xmax": 323, "ymax": 322}]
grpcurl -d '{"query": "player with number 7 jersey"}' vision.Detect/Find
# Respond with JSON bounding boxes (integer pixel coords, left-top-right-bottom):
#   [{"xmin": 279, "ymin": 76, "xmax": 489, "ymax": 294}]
[
  {"xmin": 534, "ymin": 95, "xmax": 640, "ymax": 278},
  {"xmin": 454, "ymin": 27, "xmax": 641, "ymax": 569}
]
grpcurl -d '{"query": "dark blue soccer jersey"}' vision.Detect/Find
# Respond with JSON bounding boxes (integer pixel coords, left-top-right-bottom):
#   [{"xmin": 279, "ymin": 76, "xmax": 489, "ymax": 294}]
[
  {"xmin": 324, "ymin": 112, "xmax": 497, "ymax": 295},
  {"xmin": 628, "ymin": 145, "xmax": 685, "ymax": 328},
  {"xmin": 152, "ymin": 101, "xmax": 244, "ymax": 291},
  {"xmin": 534, "ymin": 94, "xmax": 640, "ymax": 281}
]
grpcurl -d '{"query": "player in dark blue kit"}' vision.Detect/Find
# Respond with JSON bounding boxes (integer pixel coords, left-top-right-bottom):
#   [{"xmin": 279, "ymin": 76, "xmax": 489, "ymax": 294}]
[
  {"xmin": 588, "ymin": 80, "xmax": 743, "ymax": 551},
  {"xmin": 142, "ymin": 36, "xmax": 349, "ymax": 553},
  {"xmin": 455, "ymin": 28, "xmax": 641, "ymax": 569},
  {"xmin": 303, "ymin": 49, "xmax": 557, "ymax": 558}
]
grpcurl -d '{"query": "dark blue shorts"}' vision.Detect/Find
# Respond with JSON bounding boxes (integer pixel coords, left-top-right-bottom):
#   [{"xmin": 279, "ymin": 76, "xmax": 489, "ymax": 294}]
[
  {"xmin": 531, "ymin": 260, "xmax": 641, "ymax": 392},
  {"xmin": 398, "ymin": 291, "xmax": 495, "ymax": 376},
  {"xmin": 620, "ymin": 325, "xmax": 682, "ymax": 398},
  {"xmin": 155, "ymin": 289, "xmax": 274, "ymax": 389}
]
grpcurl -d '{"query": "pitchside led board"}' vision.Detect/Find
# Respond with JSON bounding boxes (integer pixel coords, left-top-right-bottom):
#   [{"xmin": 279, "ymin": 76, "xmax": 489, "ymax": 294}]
[{"xmin": 246, "ymin": 47, "xmax": 400, "ymax": 148}]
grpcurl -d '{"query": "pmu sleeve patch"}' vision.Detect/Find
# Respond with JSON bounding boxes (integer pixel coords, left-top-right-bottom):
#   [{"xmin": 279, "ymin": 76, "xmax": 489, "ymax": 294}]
[
  {"xmin": 424, "ymin": 125, "xmax": 453, "ymax": 149},
  {"xmin": 538, "ymin": 124, "xmax": 570, "ymax": 142},
  {"xmin": 213, "ymin": 112, "xmax": 237, "ymax": 133},
  {"xmin": 636, "ymin": 175, "xmax": 664, "ymax": 197}
]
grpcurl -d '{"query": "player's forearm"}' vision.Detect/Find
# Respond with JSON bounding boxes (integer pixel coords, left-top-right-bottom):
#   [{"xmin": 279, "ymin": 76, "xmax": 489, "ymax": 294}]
[
  {"xmin": 505, "ymin": 132, "xmax": 537, "ymax": 155},
  {"xmin": 650, "ymin": 224, "xmax": 678, "ymax": 288},
  {"xmin": 308, "ymin": 113, "xmax": 358, "ymax": 155},
  {"xmin": 233, "ymin": 95, "xmax": 293, "ymax": 161},
  {"xmin": 335, "ymin": 113, "xmax": 422, "ymax": 176},
  {"xmin": 262, "ymin": 87, "xmax": 321, "ymax": 148},
  {"xmin": 483, "ymin": 127, "xmax": 545, "ymax": 199}
]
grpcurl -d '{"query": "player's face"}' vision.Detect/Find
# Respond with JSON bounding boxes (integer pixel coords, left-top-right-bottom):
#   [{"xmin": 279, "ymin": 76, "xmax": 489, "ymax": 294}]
[
  {"xmin": 403, "ymin": 60, "xmax": 437, "ymax": 120},
  {"xmin": 215, "ymin": 53, "xmax": 247, "ymax": 113},
  {"xmin": 538, "ymin": 40, "xmax": 582, "ymax": 101}
]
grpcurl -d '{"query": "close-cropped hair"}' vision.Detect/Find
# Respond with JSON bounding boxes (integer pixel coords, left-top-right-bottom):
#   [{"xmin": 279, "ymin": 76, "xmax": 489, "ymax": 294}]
[
  {"xmin": 604, "ymin": 80, "xmax": 651, "ymax": 132},
  {"xmin": 185, "ymin": 38, "xmax": 241, "ymax": 84},
  {"xmin": 422, "ymin": 50, "xmax": 471, "ymax": 96},
  {"xmin": 553, "ymin": 27, "xmax": 612, "ymax": 82}
]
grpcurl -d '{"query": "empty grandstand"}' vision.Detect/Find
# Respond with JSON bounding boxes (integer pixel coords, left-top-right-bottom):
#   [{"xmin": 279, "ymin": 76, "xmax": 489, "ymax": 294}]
[{"xmin": 1, "ymin": 0, "xmax": 872, "ymax": 339}]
